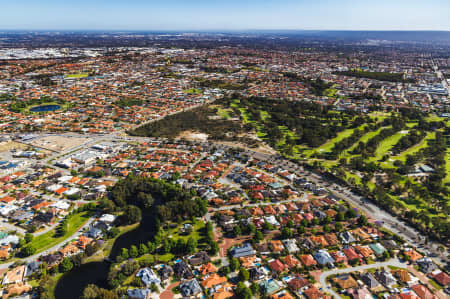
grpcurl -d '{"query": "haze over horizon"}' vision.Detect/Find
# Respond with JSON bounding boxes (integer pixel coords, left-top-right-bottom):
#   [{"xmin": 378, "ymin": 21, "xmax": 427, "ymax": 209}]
[{"xmin": 1, "ymin": 0, "xmax": 449, "ymax": 31}]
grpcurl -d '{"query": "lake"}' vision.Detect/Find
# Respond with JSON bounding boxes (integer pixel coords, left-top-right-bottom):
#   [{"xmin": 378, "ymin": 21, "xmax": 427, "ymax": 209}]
[{"xmin": 29, "ymin": 104, "xmax": 61, "ymax": 112}]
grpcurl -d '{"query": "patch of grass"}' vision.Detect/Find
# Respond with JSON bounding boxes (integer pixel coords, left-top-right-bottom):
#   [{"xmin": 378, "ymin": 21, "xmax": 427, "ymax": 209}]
[
  {"xmin": 184, "ymin": 88, "xmax": 202, "ymax": 94},
  {"xmin": 216, "ymin": 108, "xmax": 232, "ymax": 119},
  {"xmin": 389, "ymin": 132, "xmax": 435, "ymax": 164},
  {"xmin": 156, "ymin": 253, "xmax": 175, "ymax": 263},
  {"xmin": 368, "ymin": 130, "xmax": 408, "ymax": 162},
  {"xmin": 65, "ymin": 73, "xmax": 89, "ymax": 78},
  {"xmin": 428, "ymin": 278, "xmax": 443, "ymax": 290},
  {"xmin": 304, "ymin": 127, "xmax": 356, "ymax": 157},
  {"xmin": 324, "ymin": 87, "xmax": 338, "ymax": 97},
  {"xmin": 165, "ymin": 219, "xmax": 205, "ymax": 243},
  {"xmin": 28, "ymin": 211, "xmax": 91, "ymax": 254}
]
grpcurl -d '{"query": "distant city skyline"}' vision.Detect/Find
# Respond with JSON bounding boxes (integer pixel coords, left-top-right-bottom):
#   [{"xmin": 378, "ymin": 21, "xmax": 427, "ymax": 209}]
[{"xmin": 1, "ymin": 0, "xmax": 449, "ymax": 31}]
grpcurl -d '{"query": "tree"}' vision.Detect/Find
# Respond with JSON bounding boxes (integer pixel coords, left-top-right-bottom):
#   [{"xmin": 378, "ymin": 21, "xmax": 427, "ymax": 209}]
[
  {"xmin": 358, "ymin": 215, "xmax": 368, "ymax": 226},
  {"xmin": 239, "ymin": 268, "xmax": 250, "ymax": 281},
  {"xmin": 346, "ymin": 209, "xmax": 357, "ymax": 219},
  {"xmin": 21, "ymin": 244, "xmax": 36, "ymax": 257},
  {"xmin": 281, "ymin": 227, "xmax": 293, "ymax": 239},
  {"xmin": 70, "ymin": 254, "xmax": 84, "ymax": 268},
  {"xmin": 59, "ymin": 257, "xmax": 73, "ymax": 273},
  {"xmin": 17, "ymin": 238, "xmax": 26, "ymax": 248},
  {"xmin": 209, "ymin": 241, "xmax": 219, "ymax": 255},
  {"xmin": 82, "ymin": 284, "xmax": 99, "ymax": 299},
  {"xmin": 24, "ymin": 233, "xmax": 33, "ymax": 243},
  {"xmin": 129, "ymin": 245, "xmax": 138, "ymax": 258},
  {"xmin": 139, "ymin": 243, "xmax": 148, "ymax": 256},
  {"xmin": 254, "ymin": 230, "xmax": 264, "ymax": 242},
  {"xmin": 85, "ymin": 242, "xmax": 99, "ymax": 256},
  {"xmin": 230, "ymin": 258, "xmax": 240, "ymax": 271},
  {"xmin": 107, "ymin": 227, "xmax": 120, "ymax": 238},
  {"xmin": 121, "ymin": 248, "xmax": 129, "ymax": 259},
  {"xmin": 186, "ymin": 237, "xmax": 197, "ymax": 254},
  {"xmin": 137, "ymin": 192, "xmax": 154, "ymax": 209},
  {"xmin": 235, "ymin": 282, "xmax": 252, "ymax": 299},
  {"xmin": 298, "ymin": 225, "xmax": 305, "ymax": 234},
  {"xmin": 335, "ymin": 222, "xmax": 343, "ymax": 232},
  {"xmin": 122, "ymin": 205, "xmax": 142, "ymax": 224},
  {"xmin": 233, "ymin": 225, "xmax": 242, "ymax": 236}
]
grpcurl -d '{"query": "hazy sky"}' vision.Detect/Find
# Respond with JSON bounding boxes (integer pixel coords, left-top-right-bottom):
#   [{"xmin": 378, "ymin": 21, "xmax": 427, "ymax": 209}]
[{"xmin": 1, "ymin": 0, "xmax": 449, "ymax": 31}]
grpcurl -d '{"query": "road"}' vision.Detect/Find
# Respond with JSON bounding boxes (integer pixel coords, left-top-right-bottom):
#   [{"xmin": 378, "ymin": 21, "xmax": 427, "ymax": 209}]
[
  {"xmin": 319, "ymin": 258, "xmax": 407, "ymax": 299},
  {"xmin": 0, "ymin": 219, "xmax": 26, "ymax": 235},
  {"xmin": 0, "ymin": 216, "xmax": 95, "ymax": 270}
]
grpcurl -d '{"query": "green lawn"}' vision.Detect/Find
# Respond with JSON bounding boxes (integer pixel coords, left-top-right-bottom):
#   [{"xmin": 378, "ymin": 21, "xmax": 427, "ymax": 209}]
[
  {"xmin": 28, "ymin": 211, "xmax": 92, "ymax": 253},
  {"xmin": 388, "ymin": 132, "xmax": 435, "ymax": 164},
  {"xmin": 260, "ymin": 110, "xmax": 270, "ymax": 121},
  {"xmin": 184, "ymin": 88, "xmax": 202, "ymax": 94},
  {"xmin": 165, "ymin": 219, "xmax": 205, "ymax": 243},
  {"xmin": 216, "ymin": 108, "xmax": 232, "ymax": 119},
  {"xmin": 324, "ymin": 87, "xmax": 338, "ymax": 97},
  {"xmin": 303, "ymin": 127, "xmax": 356, "ymax": 157},
  {"xmin": 341, "ymin": 126, "xmax": 388, "ymax": 159},
  {"xmin": 65, "ymin": 73, "xmax": 89, "ymax": 78},
  {"xmin": 368, "ymin": 130, "xmax": 408, "ymax": 162}
]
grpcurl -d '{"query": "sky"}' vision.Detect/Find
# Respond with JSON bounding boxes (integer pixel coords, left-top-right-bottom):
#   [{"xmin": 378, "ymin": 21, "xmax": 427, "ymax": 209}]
[{"xmin": 0, "ymin": 0, "xmax": 449, "ymax": 31}]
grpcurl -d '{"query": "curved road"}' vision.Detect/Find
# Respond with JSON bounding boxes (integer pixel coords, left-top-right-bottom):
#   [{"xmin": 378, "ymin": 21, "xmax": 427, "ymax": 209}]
[{"xmin": 319, "ymin": 258, "xmax": 407, "ymax": 299}]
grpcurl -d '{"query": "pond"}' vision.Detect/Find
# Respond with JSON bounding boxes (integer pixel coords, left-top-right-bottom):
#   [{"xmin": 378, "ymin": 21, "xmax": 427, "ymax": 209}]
[
  {"xmin": 54, "ymin": 213, "xmax": 156, "ymax": 299},
  {"xmin": 29, "ymin": 104, "xmax": 61, "ymax": 112}
]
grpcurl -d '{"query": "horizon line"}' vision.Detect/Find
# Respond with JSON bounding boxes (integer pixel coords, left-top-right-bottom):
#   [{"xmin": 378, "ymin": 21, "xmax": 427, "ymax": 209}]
[{"xmin": 0, "ymin": 29, "xmax": 449, "ymax": 33}]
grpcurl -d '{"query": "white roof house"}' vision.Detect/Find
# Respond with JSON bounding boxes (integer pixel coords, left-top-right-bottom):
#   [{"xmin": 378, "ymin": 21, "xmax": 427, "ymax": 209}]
[{"xmin": 99, "ymin": 214, "xmax": 117, "ymax": 224}]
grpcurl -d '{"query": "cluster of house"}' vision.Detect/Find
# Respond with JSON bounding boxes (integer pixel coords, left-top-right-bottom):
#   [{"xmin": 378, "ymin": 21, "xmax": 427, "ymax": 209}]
[
  {"xmin": 330, "ymin": 255, "xmax": 450, "ymax": 299},
  {"xmin": 1, "ymin": 45, "xmax": 447, "ymax": 136},
  {"xmin": 127, "ymin": 251, "xmax": 236, "ymax": 299},
  {"xmin": 0, "ymin": 157, "xmax": 121, "ymax": 261},
  {"xmin": 0, "ymin": 49, "xmax": 225, "ymax": 134}
]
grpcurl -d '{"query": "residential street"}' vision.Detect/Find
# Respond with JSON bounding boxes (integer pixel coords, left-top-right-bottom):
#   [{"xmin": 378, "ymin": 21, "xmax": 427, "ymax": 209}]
[{"xmin": 319, "ymin": 258, "xmax": 407, "ymax": 299}]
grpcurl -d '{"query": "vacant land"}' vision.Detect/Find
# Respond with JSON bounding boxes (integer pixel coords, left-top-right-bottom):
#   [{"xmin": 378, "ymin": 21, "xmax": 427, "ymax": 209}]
[
  {"xmin": 28, "ymin": 135, "xmax": 91, "ymax": 152},
  {"xmin": 0, "ymin": 141, "xmax": 30, "ymax": 152}
]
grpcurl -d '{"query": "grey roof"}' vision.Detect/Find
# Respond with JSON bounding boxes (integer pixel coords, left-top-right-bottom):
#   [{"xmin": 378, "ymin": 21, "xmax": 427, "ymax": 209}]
[
  {"xmin": 180, "ymin": 279, "xmax": 202, "ymax": 297},
  {"xmin": 127, "ymin": 288, "xmax": 151, "ymax": 299},
  {"xmin": 340, "ymin": 231, "xmax": 357, "ymax": 244},
  {"xmin": 417, "ymin": 258, "xmax": 438, "ymax": 274},
  {"xmin": 314, "ymin": 250, "xmax": 334, "ymax": 265},
  {"xmin": 360, "ymin": 272, "xmax": 380, "ymax": 288},
  {"xmin": 231, "ymin": 243, "xmax": 256, "ymax": 258}
]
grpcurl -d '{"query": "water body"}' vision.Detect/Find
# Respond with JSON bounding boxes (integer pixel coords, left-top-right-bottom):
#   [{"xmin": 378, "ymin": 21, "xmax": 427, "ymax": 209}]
[
  {"xmin": 29, "ymin": 104, "xmax": 61, "ymax": 112},
  {"xmin": 54, "ymin": 213, "xmax": 156, "ymax": 299}
]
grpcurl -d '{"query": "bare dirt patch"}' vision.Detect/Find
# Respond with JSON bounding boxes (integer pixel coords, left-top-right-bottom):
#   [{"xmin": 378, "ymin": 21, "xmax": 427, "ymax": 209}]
[
  {"xmin": 28, "ymin": 135, "xmax": 91, "ymax": 152},
  {"xmin": 177, "ymin": 130, "xmax": 209, "ymax": 141},
  {"xmin": 0, "ymin": 141, "xmax": 30, "ymax": 152}
]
